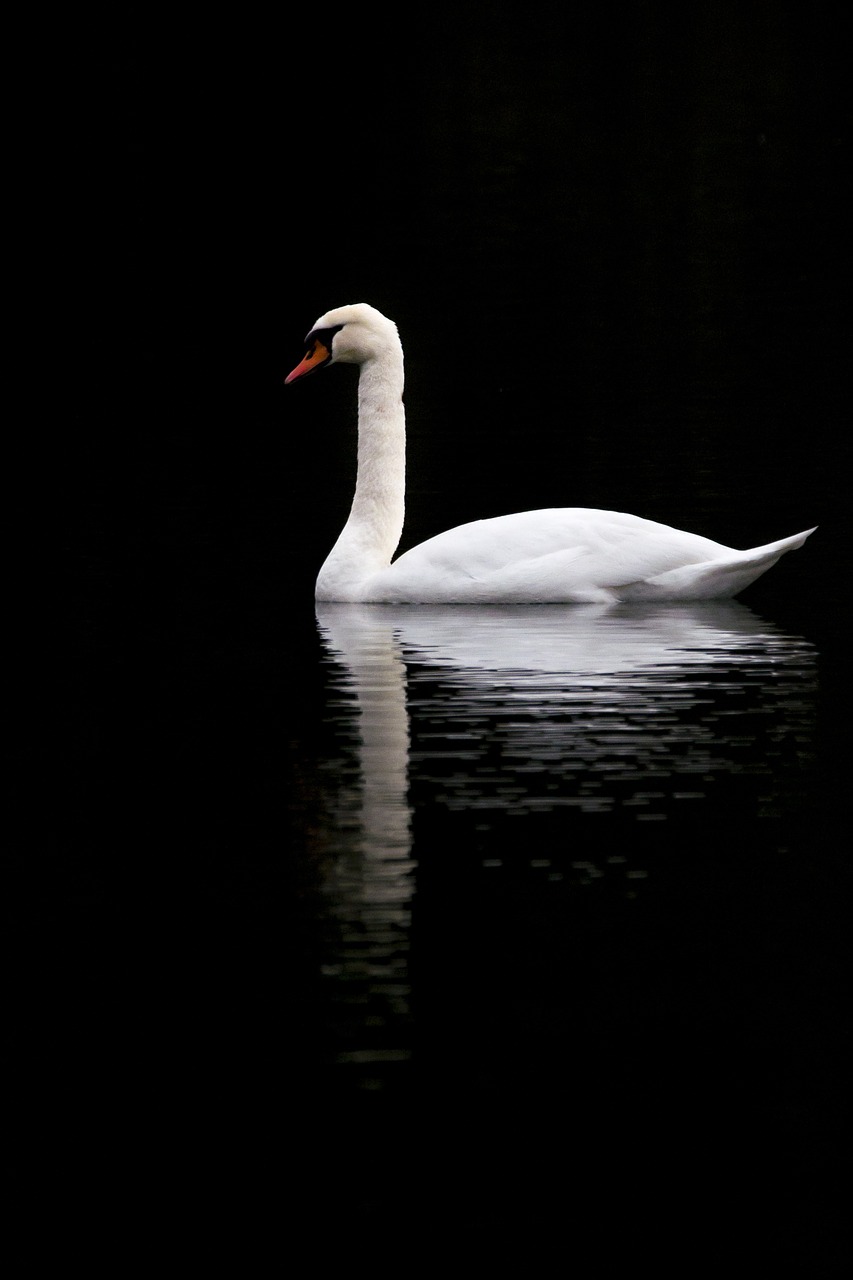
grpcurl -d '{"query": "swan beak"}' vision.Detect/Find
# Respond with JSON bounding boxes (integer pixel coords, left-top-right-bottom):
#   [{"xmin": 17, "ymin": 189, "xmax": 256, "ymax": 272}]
[{"xmin": 285, "ymin": 338, "xmax": 332, "ymax": 384}]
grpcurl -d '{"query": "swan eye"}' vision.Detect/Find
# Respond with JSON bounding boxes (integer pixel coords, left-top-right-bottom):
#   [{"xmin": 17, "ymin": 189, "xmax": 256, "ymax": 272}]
[{"xmin": 310, "ymin": 324, "xmax": 344, "ymax": 348}]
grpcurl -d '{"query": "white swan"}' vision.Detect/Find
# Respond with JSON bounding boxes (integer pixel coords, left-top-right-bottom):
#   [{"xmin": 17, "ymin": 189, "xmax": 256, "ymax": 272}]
[{"xmin": 286, "ymin": 303, "xmax": 815, "ymax": 604}]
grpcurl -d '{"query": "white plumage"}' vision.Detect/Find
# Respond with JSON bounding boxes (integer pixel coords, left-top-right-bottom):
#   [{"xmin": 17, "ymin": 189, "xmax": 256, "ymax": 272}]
[{"xmin": 286, "ymin": 303, "xmax": 814, "ymax": 604}]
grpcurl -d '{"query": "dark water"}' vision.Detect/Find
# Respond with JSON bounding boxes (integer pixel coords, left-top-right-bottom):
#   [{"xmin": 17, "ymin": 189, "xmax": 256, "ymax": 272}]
[
  {"xmin": 314, "ymin": 600, "xmax": 820, "ymax": 1073},
  {"xmin": 12, "ymin": 6, "xmax": 849, "ymax": 1269},
  {"xmin": 287, "ymin": 601, "xmax": 841, "ymax": 1258}
]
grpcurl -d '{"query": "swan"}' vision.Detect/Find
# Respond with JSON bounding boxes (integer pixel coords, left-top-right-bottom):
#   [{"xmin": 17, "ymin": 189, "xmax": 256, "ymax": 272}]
[{"xmin": 286, "ymin": 303, "xmax": 815, "ymax": 604}]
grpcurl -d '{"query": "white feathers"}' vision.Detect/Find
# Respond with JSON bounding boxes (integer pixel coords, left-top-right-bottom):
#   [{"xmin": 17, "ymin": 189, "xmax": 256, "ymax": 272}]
[{"xmin": 288, "ymin": 303, "xmax": 814, "ymax": 604}]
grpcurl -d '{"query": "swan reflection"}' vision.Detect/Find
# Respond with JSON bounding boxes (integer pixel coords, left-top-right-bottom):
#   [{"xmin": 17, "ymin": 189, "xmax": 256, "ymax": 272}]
[{"xmin": 314, "ymin": 601, "xmax": 817, "ymax": 1074}]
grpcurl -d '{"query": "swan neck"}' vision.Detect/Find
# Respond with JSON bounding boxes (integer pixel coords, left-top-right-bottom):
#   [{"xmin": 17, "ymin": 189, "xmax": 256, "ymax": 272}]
[
  {"xmin": 353, "ymin": 353, "xmax": 405, "ymax": 526},
  {"xmin": 315, "ymin": 346, "xmax": 406, "ymax": 601}
]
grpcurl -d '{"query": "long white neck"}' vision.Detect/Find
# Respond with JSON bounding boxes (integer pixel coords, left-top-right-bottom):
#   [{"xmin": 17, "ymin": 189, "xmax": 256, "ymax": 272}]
[{"xmin": 315, "ymin": 346, "xmax": 406, "ymax": 601}]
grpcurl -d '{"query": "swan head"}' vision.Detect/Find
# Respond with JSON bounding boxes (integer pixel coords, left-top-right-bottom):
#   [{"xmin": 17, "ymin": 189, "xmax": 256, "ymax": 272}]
[{"xmin": 285, "ymin": 303, "xmax": 400, "ymax": 383}]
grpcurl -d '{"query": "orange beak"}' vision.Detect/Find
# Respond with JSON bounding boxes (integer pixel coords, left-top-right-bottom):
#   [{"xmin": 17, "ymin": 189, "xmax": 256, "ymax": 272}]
[{"xmin": 285, "ymin": 337, "xmax": 333, "ymax": 384}]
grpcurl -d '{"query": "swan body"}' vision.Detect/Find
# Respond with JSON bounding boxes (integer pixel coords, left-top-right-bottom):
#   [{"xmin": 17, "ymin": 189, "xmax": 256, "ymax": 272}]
[{"xmin": 286, "ymin": 303, "xmax": 815, "ymax": 604}]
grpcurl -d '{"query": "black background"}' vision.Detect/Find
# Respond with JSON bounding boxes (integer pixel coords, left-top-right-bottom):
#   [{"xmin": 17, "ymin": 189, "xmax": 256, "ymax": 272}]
[
  {"xmin": 46, "ymin": 5, "xmax": 847, "ymax": 584},
  {"xmin": 9, "ymin": 3, "xmax": 850, "ymax": 1268}
]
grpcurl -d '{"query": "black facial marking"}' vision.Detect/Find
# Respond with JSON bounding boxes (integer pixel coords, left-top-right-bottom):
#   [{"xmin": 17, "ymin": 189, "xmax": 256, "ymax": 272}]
[{"xmin": 303, "ymin": 323, "xmax": 344, "ymax": 349}]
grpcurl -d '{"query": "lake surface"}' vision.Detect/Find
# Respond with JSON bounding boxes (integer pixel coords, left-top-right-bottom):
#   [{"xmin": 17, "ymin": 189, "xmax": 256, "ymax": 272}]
[
  {"xmin": 311, "ymin": 599, "xmax": 818, "ymax": 1066},
  {"xmin": 22, "ymin": 563, "xmax": 842, "ymax": 1265},
  {"xmin": 279, "ymin": 599, "xmax": 840, "ymax": 1256}
]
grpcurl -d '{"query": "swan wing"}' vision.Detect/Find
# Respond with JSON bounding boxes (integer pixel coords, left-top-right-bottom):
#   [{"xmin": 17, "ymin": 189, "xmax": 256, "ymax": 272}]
[{"xmin": 363, "ymin": 508, "xmax": 739, "ymax": 603}]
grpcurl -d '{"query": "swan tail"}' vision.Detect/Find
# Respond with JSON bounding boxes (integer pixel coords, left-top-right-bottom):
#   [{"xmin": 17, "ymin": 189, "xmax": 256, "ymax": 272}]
[
  {"xmin": 620, "ymin": 527, "xmax": 817, "ymax": 602},
  {"xmin": 742, "ymin": 526, "xmax": 817, "ymax": 557}
]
